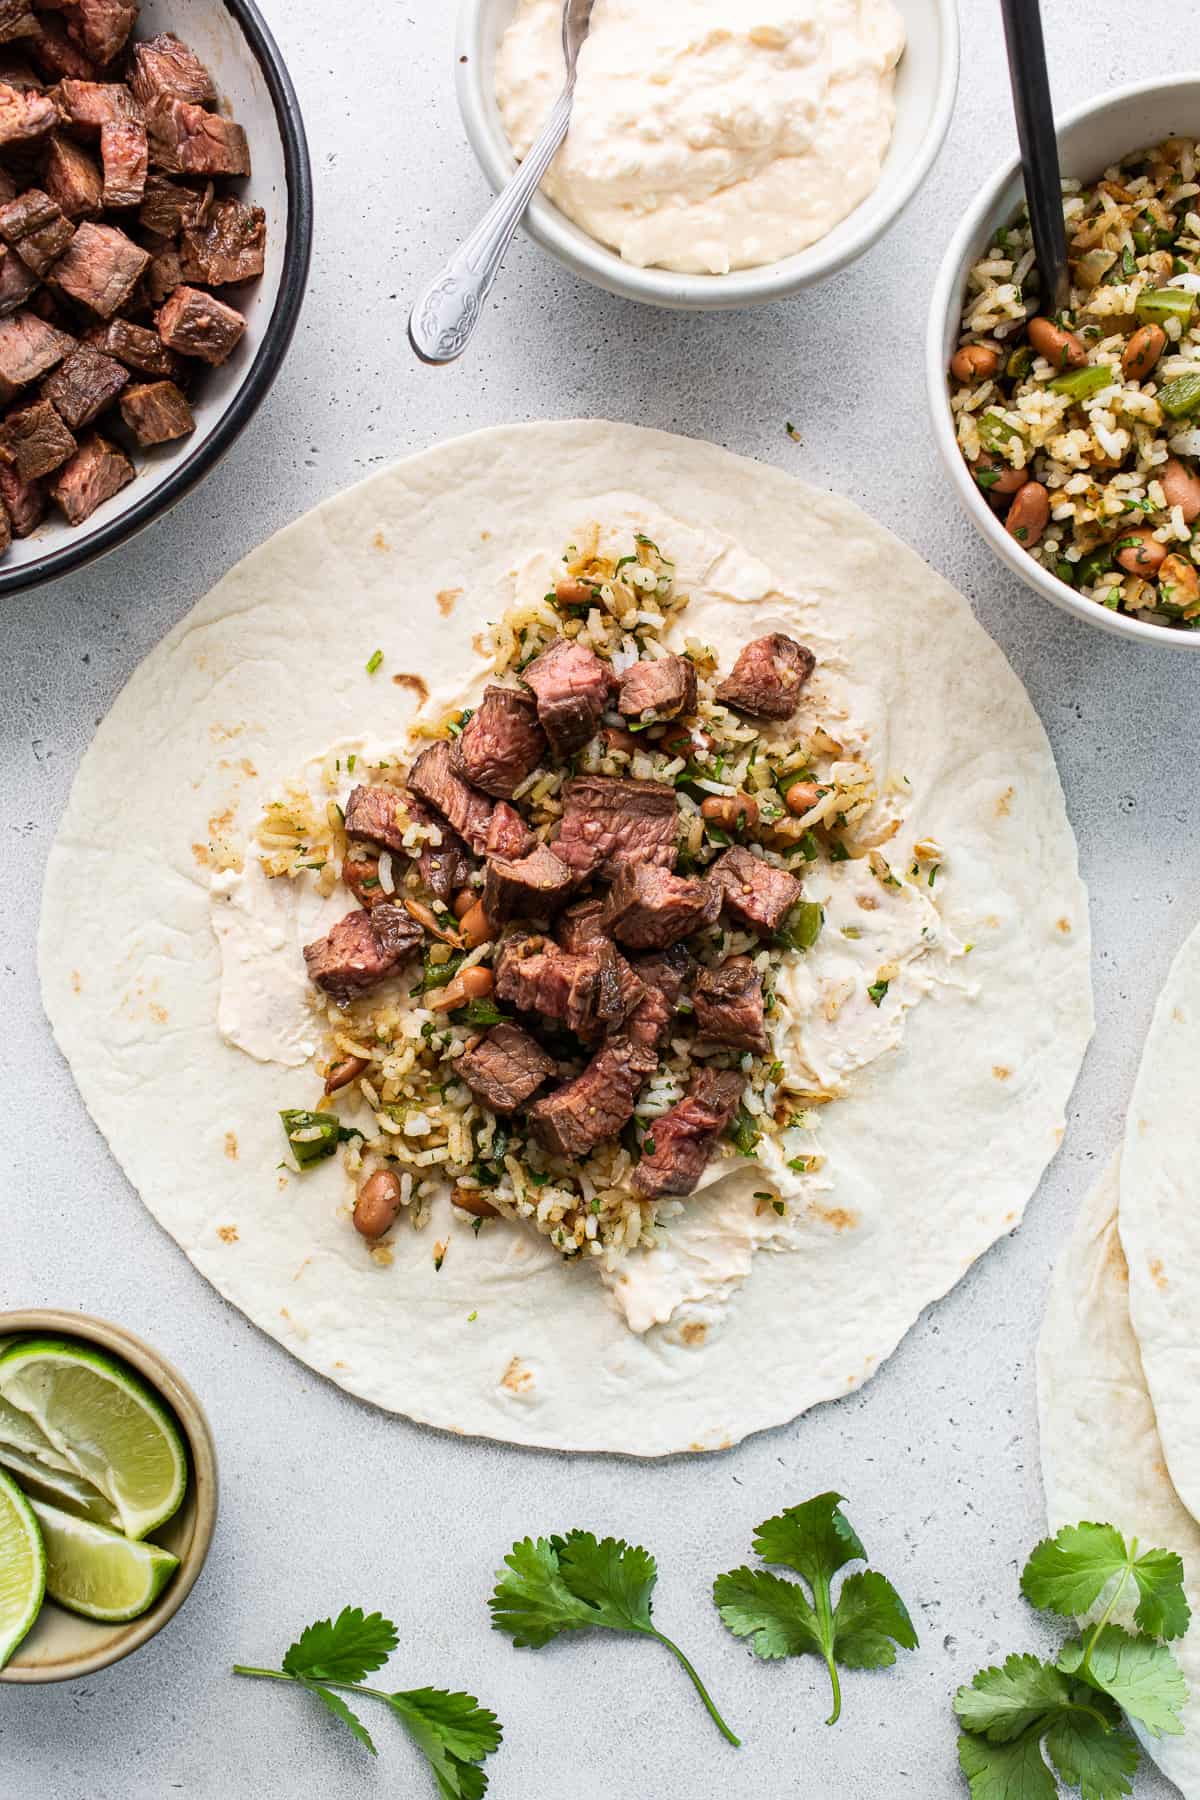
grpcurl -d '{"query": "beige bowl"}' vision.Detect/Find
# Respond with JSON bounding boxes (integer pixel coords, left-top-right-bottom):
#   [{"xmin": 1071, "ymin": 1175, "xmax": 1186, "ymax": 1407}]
[{"xmin": 0, "ymin": 1310, "xmax": 218, "ymax": 1684}]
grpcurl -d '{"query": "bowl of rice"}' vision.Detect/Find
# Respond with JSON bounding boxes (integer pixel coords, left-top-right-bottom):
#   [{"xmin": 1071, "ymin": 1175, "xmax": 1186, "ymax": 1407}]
[{"xmin": 928, "ymin": 76, "xmax": 1200, "ymax": 645}]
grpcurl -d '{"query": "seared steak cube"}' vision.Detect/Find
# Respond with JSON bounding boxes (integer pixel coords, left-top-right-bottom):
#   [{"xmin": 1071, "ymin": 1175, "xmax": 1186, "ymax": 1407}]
[
  {"xmin": 692, "ymin": 957, "xmax": 768, "ymax": 1054},
  {"xmin": 100, "ymin": 116, "xmax": 148, "ymax": 207},
  {"xmin": 521, "ymin": 636, "xmax": 615, "ymax": 756},
  {"xmin": 344, "ymin": 783, "xmax": 409, "ymax": 855},
  {"xmin": 0, "ymin": 396, "xmax": 74, "ymax": 477},
  {"xmin": 555, "ymin": 899, "xmax": 644, "ymax": 1026},
  {"xmin": 48, "ymin": 427, "xmax": 131, "ymax": 522},
  {"xmin": 0, "ymin": 3, "xmax": 36, "ymax": 47},
  {"xmin": 0, "ymin": 188, "xmax": 73, "ymax": 276},
  {"xmin": 42, "ymin": 342, "xmax": 126, "ymax": 427},
  {"xmin": 43, "ymin": 135, "xmax": 103, "ymax": 219},
  {"xmin": 556, "ymin": 897, "xmax": 605, "ymax": 952},
  {"xmin": 0, "ymin": 455, "xmax": 42, "ymax": 532},
  {"xmin": 408, "ymin": 796, "xmax": 469, "ymax": 901},
  {"xmin": 715, "ymin": 633, "xmax": 816, "ymax": 721},
  {"xmin": 625, "ymin": 945, "xmax": 691, "ymax": 1054},
  {"xmin": 303, "ymin": 903, "xmax": 422, "ymax": 1003},
  {"xmin": 632, "ymin": 1068, "xmax": 746, "ymax": 1199},
  {"xmin": 602, "ymin": 863, "xmax": 719, "ymax": 951},
  {"xmin": 484, "ymin": 842, "xmax": 573, "ymax": 922},
  {"xmin": 711, "ymin": 846, "xmax": 802, "ymax": 935},
  {"xmin": 119, "ymin": 378, "xmax": 192, "ymax": 444},
  {"xmin": 450, "ymin": 683, "xmax": 545, "ymax": 799},
  {"xmin": 0, "ymin": 81, "xmax": 54, "ymax": 146},
  {"xmin": 147, "ymin": 98, "xmax": 250, "ymax": 177},
  {"xmin": 554, "ymin": 774, "xmax": 678, "ymax": 881},
  {"xmin": 458, "ymin": 1022, "xmax": 556, "ymax": 1115},
  {"xmin": 409, "ymin": 740, "xmax": 492, "ymax": 856},
  {"xmin": 89, "ymin": 315, "xmax": 180, "ymax": 377},
  {"xmin": 530, "ymin": 1038, "xmax": 650, "ymax": 1159},
  {"xmin": 0, "ymin": 244, "xmax": 37, "ymax": 314},
  {"xmin": 155, "ymin": 282, "xmax": 244, "ymax": 364},
  {"xmin": 130, "ymin": 33, "xmax": 216, "ymax": 110},
  {"xmin": 0, "ymin": 308, "xmax": 73, "ymax": 400},
  {"xmin": 27, "ymin": 19, "xmax": 97, "ymax": 83},
  {"xmin": 618, "ymin": 653, "xmax": 697, "ymax": 722},
  {"xmin": 138, "ymin": 172, "xmax": 211, "ymax": 238},
  {"xmin": 144, "ymin": 241, "xmax": 181, "ymax": 305},
  {"xmin": 494, "ymin": 936, "xmax": 611, "ymax": 1034},
  {"xmin": 53, "ymin": 221, "xmax": 149, "ymax": 316},
  {"xmin": 66, "ymin": 0, "xmax": 137, "ymax": 66},
  {"xmin": 55, "ymin": 80, "xmax": 142, "ymax": 132},
  {"xmin": 485, "ymin": 800, "xmax": 534, "ymax": 862},
  {"xmin": 0, "ymin": 494, "xmax": 11, "ymax": 553},
  {"xmin": 180, "ymin": 196, "xmax": 265, "ymax": 285},
  {"xmin": 342, "ymin": 847, "xmax": 385, "ymax": 910}
]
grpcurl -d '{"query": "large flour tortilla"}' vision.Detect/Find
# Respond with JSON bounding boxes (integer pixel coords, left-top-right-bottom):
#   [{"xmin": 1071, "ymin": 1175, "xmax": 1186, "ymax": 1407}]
[
  {"xmin": 1038, "ymin": 1158, "xmax": 1200, "ymax": 1796},
  {"xmin": 1119, "ymin": 921, "xmax": 1200, "ymax": 1523},
  {"xmin": 39, "ymin": 422, "xmax": 1093, "ymax": 1455}
]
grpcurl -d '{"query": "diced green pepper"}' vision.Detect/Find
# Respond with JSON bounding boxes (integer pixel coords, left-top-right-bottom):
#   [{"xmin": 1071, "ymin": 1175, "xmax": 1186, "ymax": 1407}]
[
  {"xmin": 977, "ymin": 409, "xmax": 1028, "ymax": 455},
  {"xmin": 279, "ymin": 1110, "xmax": 350, "ymax": 1170},
  {"xmin": 1047, "ymin": 365, "xmax": 1117, "ymax": 400},
  {"xmin": 1055, "ymin": 560, "xmax": 1076, "ymax": 587},
  {"xmin": 727, "ymin": 1106, "xmax": 762, "ymax": 1157},
  {"xmin": 1135, "ymin": 287, "xmax": 1196, "ymax": 330},
  {"xmin": 1005, "ymin": 345, "xmax": 1034, "ymax": 380},
  {"xmin": 1160, "ymin": 373, "xmax": 1200, "ymax": 418},
  {"xmin": 1075, "ymin": 545, "xmax": 1115, "ymax": 588},
  {"xmin": 775, "ymin": 900, "xmax": 825, "ymax": 952}
]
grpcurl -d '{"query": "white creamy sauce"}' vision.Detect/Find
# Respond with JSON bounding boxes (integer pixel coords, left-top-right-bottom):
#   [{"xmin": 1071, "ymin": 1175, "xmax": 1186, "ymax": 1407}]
[
  {"xmin": 211, "ymin": 858, "xmax": 333, "ymax": 1068},
  {"xmin": 495, "ymin": 0, "xmax": 906, "ymax": 275}
]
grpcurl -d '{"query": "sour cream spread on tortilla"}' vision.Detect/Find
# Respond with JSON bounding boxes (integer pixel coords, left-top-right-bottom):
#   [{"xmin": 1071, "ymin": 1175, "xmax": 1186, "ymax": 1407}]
[{"xmin": 495, "ymin": 0, "xmax": 906, "ymax": 275}]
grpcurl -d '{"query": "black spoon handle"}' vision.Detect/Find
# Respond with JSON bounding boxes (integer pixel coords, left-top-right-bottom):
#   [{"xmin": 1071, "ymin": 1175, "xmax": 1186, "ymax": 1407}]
[{"xmin": 998, "ymin": 0, "xmax": 1069, "ymax": 314}]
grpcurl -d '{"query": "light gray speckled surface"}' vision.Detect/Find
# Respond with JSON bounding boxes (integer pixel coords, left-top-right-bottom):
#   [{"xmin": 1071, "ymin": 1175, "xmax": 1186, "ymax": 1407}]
[{"xmin": 1, "ymin": 1, "xmax": 1196, "ymax": 1795}]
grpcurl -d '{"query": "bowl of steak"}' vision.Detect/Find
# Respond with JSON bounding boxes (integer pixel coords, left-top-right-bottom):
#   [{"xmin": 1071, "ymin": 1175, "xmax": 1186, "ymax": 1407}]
[{"xmin": 0, "ymin": 0, "xmax": 311, "ymax": 593}]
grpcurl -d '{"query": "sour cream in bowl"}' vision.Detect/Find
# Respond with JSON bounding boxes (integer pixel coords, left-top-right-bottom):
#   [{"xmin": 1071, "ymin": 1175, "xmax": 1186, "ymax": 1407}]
[{"xmin": 456, "ymin": 0, "xmax": 959, "ymax": 309}]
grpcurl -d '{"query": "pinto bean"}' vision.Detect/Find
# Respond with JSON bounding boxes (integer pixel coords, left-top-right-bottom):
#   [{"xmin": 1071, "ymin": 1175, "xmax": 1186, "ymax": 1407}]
[
  {"xmin": 1005, "ymin": 481, "xmax": 1050, "ymax": 548},
  {"xmin": 662, "ymin": 723, "xmax": 714, "ymax": 756},
  {"xmin": 458, "ymin": 900, "xmax": 494, "ymax": 949},
  {"xmin": 598, "ymin": 725, "xmax": 641, "ymax": 754},
  {"xmin": 783, "ymin": 780, "xmax": 820, "ymax": 816},
  {"xmin": 1159, "ymin": 553, "xmax": 1200, "ymax": 615},
  {"xmin": 971, "ymin": 449, "xmax": 1029, "ymax": 502},
  {"xmin": 1121, "ymin": 323, "xmax": 1167, "ymax": 383},
  {"xmin": 1162, "ymin": 458, "xmax": 1200, "ymax": 524},
  {"xmin": 700, "ymin": 793, "xmax": 758, "ymax": 832},
  {"xmin": 324, "ymin": 1055, "xmax": 368, "ymax": 1095},
  {"xmin": 555, "ymin": 577, "xmax": 594, "ymax": 606},
  {"xmin": 354, "ymin": 1169, "xmax": 403, "ymax": 1239},
  {"xmin": 1027, "ymin": 315, "xmax": 1087, "ymax": 370},
  {"xmin": 452, "ymin": 888, "xmax": 476, "ymax": 919},
  {"xmin": 428, "ymin": 964, "xmax": 495, "ymax": 1012},
  {"xmin": 452, "ymin": 1184, "xmax": 500, "ymax": 1219},
  {"xmin": 1115, "ymin": 530, "xmax": 1167, "ymax": 576},
  {"xmin": 950, "ymin": 343, "xmax": 1000, "ymax": 383}
]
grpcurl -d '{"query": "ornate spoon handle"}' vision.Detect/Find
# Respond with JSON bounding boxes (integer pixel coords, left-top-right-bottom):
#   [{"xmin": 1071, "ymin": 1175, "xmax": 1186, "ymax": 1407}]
[{"xmin": 408, "ymin": 83, "xmax": 575, "ymax": 365}]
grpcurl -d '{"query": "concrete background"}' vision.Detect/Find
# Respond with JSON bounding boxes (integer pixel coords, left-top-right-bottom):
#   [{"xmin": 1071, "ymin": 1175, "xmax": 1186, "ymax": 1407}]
[{"xmin": 2, "ymin": 0, "xmax": 1196, "ymax": 1794}]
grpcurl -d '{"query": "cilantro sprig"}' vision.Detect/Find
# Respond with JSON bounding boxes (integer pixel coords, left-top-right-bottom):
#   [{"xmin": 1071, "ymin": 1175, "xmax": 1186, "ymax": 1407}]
[
  {"xmin": 954, "ymin": 1522, "xmax": 1190, "ymax": 1798},
  {"xmin": 490, "ymin": 1531, "xmax": 740, "ymax": 1746},
  {"xmin": 234, "ymin": 1606, "xmax": 501, "ymax": 1798},
  {"xmin": 713, "ymin": 1492, "xmax": 918, "ymax": 1725}
]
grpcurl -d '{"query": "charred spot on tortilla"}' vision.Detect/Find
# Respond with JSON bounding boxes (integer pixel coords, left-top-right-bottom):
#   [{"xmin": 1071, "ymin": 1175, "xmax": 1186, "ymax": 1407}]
[{"xmin": 392, "ymin": 672, "xmax": 430, "ymax": 705}]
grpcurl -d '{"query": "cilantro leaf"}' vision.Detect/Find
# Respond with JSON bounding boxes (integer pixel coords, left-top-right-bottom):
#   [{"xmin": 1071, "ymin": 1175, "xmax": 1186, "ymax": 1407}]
[
  {"xmin": 954, "ymin": 1654, "xmax": 1076, "ymax": 1744},
  {"xmin": 491, "ymin": 1531, "xmax": 739, "ymax": 1745},
  {"xmin": 1043, "ymin": 1708, "xmax": 1140, "ymax": 1799},
  {"xmin": 304, "ymin": 1681, "xmax": 378, "ymax": 1754},
  {"xmin": 1058, "ymin": 1626, "xmax": 1187, "ymax": 1738},
  {"xmin": 390, "ymin": 1689, "xmax": 502, "ymax": 1800},
  {"xmin": 714, "ymin": 1494, "xmax": 917, "ymax": 1724},
  {"xmin": 1022, "ymin": 1524, "xmax": 1190, "ymax": 1641},
  {"xmin": 282, "ymin": 1606, "xmax": 399, "ymax": 1683},
  {"xmin": 958, "ymin": 1729, "xmax": 1059, "ymax": 1799}
]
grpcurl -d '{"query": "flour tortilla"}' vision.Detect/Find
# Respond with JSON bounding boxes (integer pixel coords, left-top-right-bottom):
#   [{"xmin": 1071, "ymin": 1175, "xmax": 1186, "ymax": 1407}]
[
  {"xmin": 39, "ymin": 421, "xmax": 1093, "ymax": 1455},
  {"xmin": 1119, "ymin": 921, "xmax": 1200, "ymax": 1526},
  {"xmin": 1038, "ymin": 1157, "xmax": 1200, "ymax": 1795}
]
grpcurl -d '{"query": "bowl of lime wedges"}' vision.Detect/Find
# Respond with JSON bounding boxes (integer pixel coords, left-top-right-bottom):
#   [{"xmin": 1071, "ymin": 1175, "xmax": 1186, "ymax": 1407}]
[{"xmin": 0, "ymin": 1311, "xmax": 217, "ymax": 1683}]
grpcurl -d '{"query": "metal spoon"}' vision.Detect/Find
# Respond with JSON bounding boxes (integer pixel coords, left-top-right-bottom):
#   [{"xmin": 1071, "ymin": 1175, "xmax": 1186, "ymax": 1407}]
[
  {"xmin": 999, "ymin": 0, "xmax": 1069, "ymax": 316},
  {"xmin": 409, "ymin": 0, "xmax": 597, "ymax": 365}
]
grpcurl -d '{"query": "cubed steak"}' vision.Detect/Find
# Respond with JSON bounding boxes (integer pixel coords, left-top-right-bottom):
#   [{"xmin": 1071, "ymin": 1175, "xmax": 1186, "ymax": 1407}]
[
  {"xmin": 48, "ymin": 428, "xmax": 131, "ymax": 523},
  {"xmin": 0, "ymin": 456, "xmax": 42, "ymax": 532},
  {"xmin": 303, "ymin": 904, "xmax": 422, "ymax": 1003},
  {"xmin": 0, "ymin": 246, "xmax": 36, "ymax": 314},
  {"xmin": 130, "ymin": 33, "xmax": 216, "ymax": 109},
  {"xmin": 625, "ymin": 945, "xmax": 691, "ymax": 1055},
  {"xmin": 41, "ymin": 343, "xmax": 126, "ymax": 427},
  {"xmin": 0, "ymin": 396, "xmax": 74, "ymax": 478},
  {"xmin": 0, "ymin": 309, "xmax": 73, "ymax": 402},
  {"xmin": 715, "ymin": 633, "xmax": 816, "ymax": 721},
  {"xmin": 53, "ymin": 221, "xmax": 149, "ymax": 317},
  {"xmin": 147, "ymin": 97, "xmax": 249, "ymax": 177},
  {"xmin": 692, "ymin": 957, "xmax": 768, "ymax": 1054},
  {"xmin": 710, "ymin": 846, "xmax": 802, "ymax": 935},
  {"xmin": 119, "ymin": 379, "xmax": 192, "ymax": 445},
  {"xmin": 66, "ymin": 0, "xmax": 137, "ymax": 66},
  {"xmin": 618, "ymin": 653, "xmax": 697, "ymax": 722},
  {"xmin": 556, "ymin": 898, "xmax": 605, "ymax": 952},
  {"xmin": 55, "ymin": 80, "xmax": 142, "ymax": 133},
  {"xmin": 27, "ymin": 19, "xmax": 97, "ymax": 83},
  {"xmin": 554, "ymin": 774, "xmax": 678, "ymax": 881},
  {"xmin": 342, "ymin": 847, "xmax": 384, "ymax": 910},
  {"xmin": 144, "ymin": 241, "xmax": 182, "ymax": 304},
  {"xmin": 43, "ymin": 136, "xmax": 104, "ymax": 220},
  {"xmin": 602, "ymin": 863, "xmax": 719, "ymax": 950},
  {"xmin": 632, "ymin": 1068, "xmax": 746, "ymax": 1200},
  {"xmin": 458, "ymin": 1022, "xmax": 556, "ymax": 1116},
  {"xmin": 138, "ymin": 172, "xmax": 210, "ymax": 238},
  {"xmin": 485, "ymin": 801, "xmax": 534, "ymax": 862},
  {"xmin": 344, "ymin": 784, "xmax": 409, "ymax": 856},
  {"xmin": 495, "ymin": 935, "xmax": 620, "ymax": 1035},
  {"xmin": 483, "ymin": 842, "xmax": 573, "ymax": 922},
  {"xmin": 100, "ymin": 115, "xmax": 148, "ymax": 208},
  {"xmin": 530, "ymin": 1037, "xmax": 651, "ymax": 1159},
  {"xmin": 180, "ymin": 196, "xmax": 265, "ymax": 285},
  {"xmin": 0, "ymin": 3, "xmax": 35, "ymax": 46},
  {"xmin": 0, "ymin": 80, "xmax": 55, "ymax": 146},
  {"xmin": 0, "ymin": 189, "xmax": 74, "ymax": 276},
  {"xmin": 521, "ymin": 636, "xmax": 615, "ymax": 756},
  {"xmin": 408, "ymin": 741, "xmax": 492, "ymax": 856},
  {"xmin": 450, "ymin": 684, "xmax": 545, "ymax": 799},
  {"xmin": 155, "ymin": 283, "xmax": 245, "ymax": 364},
  {"xmin": 89, "ymin": 316, "xmax": 180, "ymax": 378},
  {"xmin": 408, "ymin": 796, "xmax": 469, "ymax": 901},
  {"xmin": 555, "ymin": 902, "xmax": 645, "ymax": 1020}
]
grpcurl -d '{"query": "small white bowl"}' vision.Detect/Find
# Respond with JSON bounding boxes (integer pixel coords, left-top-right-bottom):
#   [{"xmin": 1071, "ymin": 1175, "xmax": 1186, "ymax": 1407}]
[
  {"xmin": 456, "ymin": 0, "xmax": 959, "ymax": 311},
  {"xmin": 928, "ymin": 74, "xmax": 1200, "ymax": 649}
]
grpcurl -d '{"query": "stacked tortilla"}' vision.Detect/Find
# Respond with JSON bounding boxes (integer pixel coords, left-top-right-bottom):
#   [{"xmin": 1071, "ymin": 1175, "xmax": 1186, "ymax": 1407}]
[{"xmin": 1039, "ymin": 923, "xmax": 1200, "ymax": 1793}]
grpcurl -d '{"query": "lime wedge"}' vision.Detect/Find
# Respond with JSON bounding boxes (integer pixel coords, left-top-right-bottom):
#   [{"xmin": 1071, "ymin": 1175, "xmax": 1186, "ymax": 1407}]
[
  {"xmin": 0, "ymin": 1468, "xmax": 45, "ymax": 1667},
  {"xmin": 0, "ymin": 1389, "xmax": 78, "ymax": 1475},
  {"xmin": 30, "ymin": 1500, "xmax": 178, "ymax": 1623},
  {"xmin": 0, "ymin": 1339, "xmax": 187, "ymax": 1540},
  {"xmin": 0, "ymin": 1445, "xmax": 119, "ymax": 1529}
]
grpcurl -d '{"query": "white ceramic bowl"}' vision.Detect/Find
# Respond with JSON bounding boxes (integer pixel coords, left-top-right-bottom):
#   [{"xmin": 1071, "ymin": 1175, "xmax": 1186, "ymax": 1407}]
[
  {"xmin": 928, "ymin": 74, "xmax": 1200, "ymax": 649},
  {"xmin": 456, "ymin": 0, "xmax": 959, "ymax": 311},
  {"xmin": 0, "ymin": 0, "xmax": 312, "ymax": 596}
]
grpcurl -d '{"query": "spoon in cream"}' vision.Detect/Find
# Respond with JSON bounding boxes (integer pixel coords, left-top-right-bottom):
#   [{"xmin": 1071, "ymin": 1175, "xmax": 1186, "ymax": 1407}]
[{"xmin": 409, "ymin": 0, "xmax": 596, "ymax": 364}]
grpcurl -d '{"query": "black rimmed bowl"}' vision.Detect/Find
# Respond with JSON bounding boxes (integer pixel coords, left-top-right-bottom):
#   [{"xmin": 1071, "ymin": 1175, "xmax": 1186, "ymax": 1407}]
[{"xmin": 0, "ymin": 0, "xmax": 313, "ymax": 597}]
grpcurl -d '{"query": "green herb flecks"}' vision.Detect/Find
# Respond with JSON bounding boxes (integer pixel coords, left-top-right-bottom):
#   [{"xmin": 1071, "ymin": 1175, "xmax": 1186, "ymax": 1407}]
[
  {"xmin": 867, "ymin": 981, "xmax": 890, "ymax": 1008},
  {"xmin": 365, "ymin": 649, "xmax": 383, "ymax": 675}
]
